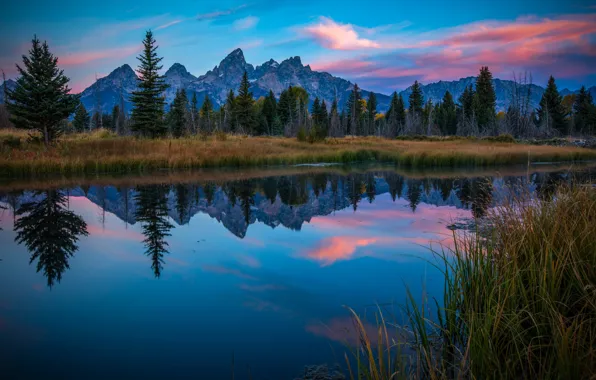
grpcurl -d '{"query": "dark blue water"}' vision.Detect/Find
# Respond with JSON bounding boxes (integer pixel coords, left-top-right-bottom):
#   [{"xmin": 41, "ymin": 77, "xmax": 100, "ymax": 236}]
[{"xmin": 0, "ymin": 166, "xmax": 587, "ymax": 379}]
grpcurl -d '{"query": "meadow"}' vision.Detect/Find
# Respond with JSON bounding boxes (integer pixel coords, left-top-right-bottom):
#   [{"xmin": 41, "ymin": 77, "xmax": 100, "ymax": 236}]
[{"xmin": 1, "ymin": 129, "xmax": 596, "ymax": 177}]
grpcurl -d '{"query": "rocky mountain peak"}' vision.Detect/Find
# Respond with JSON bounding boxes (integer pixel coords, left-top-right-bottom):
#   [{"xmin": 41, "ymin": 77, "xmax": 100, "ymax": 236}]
[
  {"xmin": 281, "ymin": 56, "xmax": 303, "ymax": 67},
  {"xmin": 165, "ymin": 63, "xmax": 192, "ymax": 77}
]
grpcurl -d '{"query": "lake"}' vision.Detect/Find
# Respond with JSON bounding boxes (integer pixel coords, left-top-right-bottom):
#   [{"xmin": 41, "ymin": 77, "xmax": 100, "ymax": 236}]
[{"xmin": 0, "ymin": 164, "xmax": 592, "ymax": 379}]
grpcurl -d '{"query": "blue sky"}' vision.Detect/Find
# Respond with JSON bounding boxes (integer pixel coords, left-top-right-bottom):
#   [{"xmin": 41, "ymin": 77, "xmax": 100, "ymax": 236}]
[{"xmin": 1, "ymin": 0, "xmax": 595, "ymax": 93}]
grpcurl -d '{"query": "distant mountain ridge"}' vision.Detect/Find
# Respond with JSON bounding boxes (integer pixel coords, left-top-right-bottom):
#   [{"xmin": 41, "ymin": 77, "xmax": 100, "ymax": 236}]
[{"xmin": 1, "ymin": 50, "xmax": 595, "ymax": 115}]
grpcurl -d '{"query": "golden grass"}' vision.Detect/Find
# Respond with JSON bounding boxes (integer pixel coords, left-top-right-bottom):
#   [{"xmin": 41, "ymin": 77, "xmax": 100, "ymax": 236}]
[{"xmin": 1, "ymin": 130, "xmax": 595, "ymax": 177}]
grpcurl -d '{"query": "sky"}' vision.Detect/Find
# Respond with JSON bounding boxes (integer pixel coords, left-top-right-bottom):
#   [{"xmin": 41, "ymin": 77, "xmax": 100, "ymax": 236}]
[{"xmin": 0, "ymin": 0, "xmax": 595, "ymax": 94}]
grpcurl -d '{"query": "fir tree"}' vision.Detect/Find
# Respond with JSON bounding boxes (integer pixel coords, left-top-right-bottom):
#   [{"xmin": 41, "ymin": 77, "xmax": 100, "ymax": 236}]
[
  {"xmin": 72, "ymin": 103, "xmax": 90, "ymax": 133},
  {"xmin": 312, "ymin": 97, "xmax": 321, "ymax": 125},
  {"xmin": 277, "ymin": 87, "xmax": 294, "ymax": 128},
  {"xmin": 7, "ymin": 36, "xmax": 78, "ymax": 145},
  {"xmin": 346, "ymin": 84, "xmax": 362, "ymax": 135},
  {"xmin": 111, "ymin": 105, "xmax": 120, "ymax": 132},
  {"xmin": 130, "ymin": 31, "xmax": 169, "ymax": 138},
  {"xmin": 319, "ymin": 99, "xmax": 329, "ymax": 136},
  {"xmin": 438, "ymin": 91, "xmax": 457, "ymax": 135},
  {"xmin": 386, "ymin": 92, "xmax": 399, "ymax": 124},
  {"xmin": 537, "ymin": 75, "xmax": 566, "ymax": 134},
  {"xmin": 475, "ymin": 66, "xmax": 497, "ymax": 131},
  {"xmin": 225, "ymin": 89, "xmax": 236, "ymax": 132},
  {"xmin": 14, "ymin": 190, "xmax": 88, "ymax": 287},
  {"xmin": 573, "ymin": 85, "xmax": 594, "ymax": 135},
  {"xmin": 329, "ymin": 98, "xmax": 341, "ymax": 137},
  {"xmin": 234, "ymin": 71, "xmax": 255, "ymax": 133},
  {"xmin": 200, "ymin": 94, "xmax": 213, "ymax": 132},
  {"xmin": 459, "ymin": 85, "xmax": 476, "ymax": 117},
  {"xmin": 190, "ymin": 92, "xmax": 199, "ymax": 133},
  {"xmin": 408, "ymin": 81, "xmax": 424, "ymax": 115},
  {"xmin": 396, "ymin": 94, "xmax": 406, "ymax": 127},
  {"xmin": 169, "ymin": 89, "xmax": 188, "ymax": 137},
  {"xmin": 366, "ymin": 92, "xmax": 377, "ymax": 135},
  {"xmin": 262, "ymin": 90, "xmax": 277, "ymax": 134}
]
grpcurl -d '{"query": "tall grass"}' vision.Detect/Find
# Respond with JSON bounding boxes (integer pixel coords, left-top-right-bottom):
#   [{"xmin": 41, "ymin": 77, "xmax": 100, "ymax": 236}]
[
  {"xmin": 1, "ymin": 131, "xmax": 595, "ymax": 177},
  {"xmin": 345, "ymin": 185, "xmax": 596, "ymax": 379}
]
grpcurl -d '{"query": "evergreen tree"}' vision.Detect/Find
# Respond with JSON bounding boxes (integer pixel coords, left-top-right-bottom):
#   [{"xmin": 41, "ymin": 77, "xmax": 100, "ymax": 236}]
[
  {"xmin": 190, "ymin": 92, "xmax": 199, "ymax": 133},
  {"xmin": 101, "ymin": 113, "xmax": 112, "ymax": 130},
  {"xmin": 225, "ymin": 89, "xmax": 236, "ymax": 132},
  {"xmin": 14, "ymin": 190, "xmax": 88, "ymax": 287},
  {"xmin": 7, "ymin": 36, "xmax": 78, "ymax": 145},
  {"xmin": 72, "ymin": 103, "xmax": 90, "ymax": 133},
  {"xmin": 174, "ymin": 184, "xmax": 190, "ymax": 223},
  {"xmin": 169, "ymin": 89, "xmax": 188, "ymax": 137},
  {"xmin": 459, "ymin": 85, "xmax": 476, "ymax": 116},
  {"xmin": 111, "ymin": 105, "xmax": 120, "ymax": 132},
  {"xmin": 537, "ymin": 75, "xmax": 566, "ymax": 134},
  {"xmin": 396, "ymin": 94, "xmax": 406, "ymax": 127},
  {"xmin": 262, "ymin": 90, "xmax": 277, "ymax": 134},
  {"xmin": 277, "ymin": 87, "xmax": 295, "ymax": 128},
  {"xmin": 329, "ymin": 98, "xmax": 342, "ymax": 137},
  {"xmin": 346, "ymin": 84, "xmax": 362, "ymax": 135},
  {"xmin": 408, "ymin": 81, "xmax": 424, "ymax": 115},
  {"xmin": 366, "ymin": 92, "xmax": 377, "ymax": 135},
  {"xmin": 573, "ymin": 85, "xmax": 594, "ymax": 135},
  {"xmin": 312, "ymin": 97, "xmax": 321, "ymax": 125},
  {"xmin": 475, "ymin": 66, "xmax": 497, "ymax": 131},
  {"xmin": 200, "ymin": 94, "xmax": 213, "ymax": 132},
  {"xmin": 438, "ymin": 91, "xmax": 457, "ymax": 135},
  {"xmin": 135, "ymin": 185, "xmax": 173, "ymax": 278},
  {"xmin": 130, "ymin": 31, "xmax": 169, "ymax": 138},
  {"xmin": 234, "ymin": 71, "xmax": 255, "ymax": 133}
]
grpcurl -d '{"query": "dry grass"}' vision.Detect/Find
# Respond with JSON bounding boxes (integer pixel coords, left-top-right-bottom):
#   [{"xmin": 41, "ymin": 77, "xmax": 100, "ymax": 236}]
[{"xmin": 1, "ymin": 130, "xmax": 596, "ymax": 177}]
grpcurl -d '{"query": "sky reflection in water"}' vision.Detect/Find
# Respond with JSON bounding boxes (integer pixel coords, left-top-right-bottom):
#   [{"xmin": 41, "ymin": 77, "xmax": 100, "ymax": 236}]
[{"xmin": 0, "ymin": 168, "xmax": 579, "ymax": 379}]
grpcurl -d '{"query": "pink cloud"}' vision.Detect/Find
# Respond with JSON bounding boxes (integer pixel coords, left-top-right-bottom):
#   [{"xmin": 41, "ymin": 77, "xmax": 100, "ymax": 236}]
[
  {"xmin": 303, "ymin": 17, "xmax": 382, "ymax": 50},
  {"xmin": 59, "ymin": 45, "xmax": 140, "ymax": 66},
  {"xmin": 305, "ymin": 236, "xmax": 381, "ymax": 265},
  {"xmin": 308, "ymin": 14, "xmax": 596, "ymax": 89},
  {"xmin": 86, "ymin": 224, "xmax": 144, "ymax": 242}
]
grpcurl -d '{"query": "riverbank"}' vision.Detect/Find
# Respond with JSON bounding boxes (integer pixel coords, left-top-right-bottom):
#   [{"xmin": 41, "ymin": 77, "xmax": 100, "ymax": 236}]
[
  {"xmin": 2, "ymin": 129, "xmax": 596, "ymax": 177},
  {"xmin": 347, "ymin": 184, "xmax": 596, "ymax": 379}
]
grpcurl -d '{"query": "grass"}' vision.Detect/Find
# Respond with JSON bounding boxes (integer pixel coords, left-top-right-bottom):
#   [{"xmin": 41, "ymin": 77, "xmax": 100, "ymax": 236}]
[
  {"xmin": 1, "ymin": 129, "xmax": 596, "ymax": 177},
  {"xmin": 344, "ymin": 184, "xmax": 596, "ymax": 379}
]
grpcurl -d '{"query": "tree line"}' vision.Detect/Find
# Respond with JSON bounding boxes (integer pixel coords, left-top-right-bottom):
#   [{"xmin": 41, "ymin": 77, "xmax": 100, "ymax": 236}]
[{"xmin": 2, "ymin": 32, "xmax": 596, "ymax": 145}]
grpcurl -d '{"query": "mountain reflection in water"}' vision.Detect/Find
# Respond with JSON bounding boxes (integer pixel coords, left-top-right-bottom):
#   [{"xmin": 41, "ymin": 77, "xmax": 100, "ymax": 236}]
[{"xmin": 0, "ymin": 167, "xmax": 590, "ymax": 379}]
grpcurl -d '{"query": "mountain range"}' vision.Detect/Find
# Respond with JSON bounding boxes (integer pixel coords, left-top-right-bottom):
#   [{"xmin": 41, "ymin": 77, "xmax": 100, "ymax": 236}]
[{"xmin": 1, "ymin": 48, "xmax": 595, "ymax": 115}]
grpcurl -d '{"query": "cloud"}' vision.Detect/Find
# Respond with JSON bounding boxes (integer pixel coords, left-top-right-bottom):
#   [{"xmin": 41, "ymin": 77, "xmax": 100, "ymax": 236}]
[
  {"xmin": 306, "ymin": 14, "xmax": 596, "ymax": 91},
  {"xmin": 58, "ymin": 45, "xmax": 140, "ymax": 67},
  {"xmin": 302, "ymin": 17, "xmax": 382, "ymax": 50},
  {"xmin": 155, "ymin": 19, "xmax": 184, "ymax": 31},
  {"xmin": 305, "ymin": 236, "xmax": 379, "ymax": 265},
  {"xmin": 233, "ymin": 16, "xmax": 259, "ymax": 31},
  {"xmin": 196, "ymin": 5, "xmax": 248, "ymax": 21}
]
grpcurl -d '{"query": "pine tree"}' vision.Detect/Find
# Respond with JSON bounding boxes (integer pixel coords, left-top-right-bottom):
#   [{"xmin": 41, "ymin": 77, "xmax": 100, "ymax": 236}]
[
  {"xmin": 234, "ymin": 71, "xmax": 255, "ymax": 133},
  {"xmin": 7, "ymin": 36, "xmax": 78, "ymax": 145},
  {"xmin": 439, "ymin": 91, "xmax": 457, "ymax": 135},
  {"xmin": 475, "ymin": 66, "xmax": 496, "ymax": 131},
  {"xmin": 73, "ymin": 103, "xmax": 90, "ymax": 133},
  {"xmin": 366, "ymin": 92, "xmax": 377, "ymax": 135},
  {"xmin": 130, "ymin": 31, "xmax": 169, "ymax": 138},
  {"xmin": 396, "ymin": 94, "xmax": 406, "ymax": 128},
  {"xmin": 277, "ymin": 87, "xmax": 294, "ymax": 127},
  {"xmin": 312, "ymin": 97, "xmax": 321, "ymax": 125},
  {"xmin": 190, "ymin": 92, "xmax": 199, "ymax": 134},
  {"xmin": 200, "ymin": 94, "xmax": 213, "ymax": 132},
  {"xmin": 408, "ymin": 81, "xmax": 424, "ymax": 115},
  {"xmin": 346, "ymin": 84, "xmax": 362, "ymax": 135},
  {"xmin": 225, "ymin": 89, "xmax": 236, "ymax": 132},
  {"xmin": 573, "ymin": 85, "xmax": 594, "ymax": 135},
  {"xmin": 329, "ymin": 98, "xmax": 342, "ymax": 137},
  {"xmin": 169, "ymin": 89, "xmax": 188, "ymax": 137},
  {"xmin": 459, "ymin": 85, "xmax": 476, "ymax": 116},
  {"xmin": 320, "ymin": 99, "xmax": 329, "ymax": 136},
  {"xmin": 537, "ymin": 75, "xmax": 566, "ymax": 134},
  {"xmin": 111, "ymin": 105, "xmax": 120, "ymax": 132},
  {"xmin": 262, "ymin": 90, "xmax": 277, "ymax": 133}
]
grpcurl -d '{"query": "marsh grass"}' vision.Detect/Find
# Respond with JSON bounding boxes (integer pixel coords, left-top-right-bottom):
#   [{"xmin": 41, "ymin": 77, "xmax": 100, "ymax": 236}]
[
  {"xmin": 1, "ymin": 130, "xmax": 595, "ymax": 177},
  {"xmin": 345, "ymin": 185, "xmax": 596, "ymax": 379}
]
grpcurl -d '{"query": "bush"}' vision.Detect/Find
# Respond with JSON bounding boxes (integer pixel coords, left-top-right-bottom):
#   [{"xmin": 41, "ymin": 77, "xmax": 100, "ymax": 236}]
[
  {"xmin": 214, "ymin": 130, "xmax": 227, "ymax": 141},
  {"xmin": 482, "ymin": 133, "xmax": 516, "ymax": 143},
  {"xmin": 297, "ymin": 127, "xmax": 307, "ymax": 142},
  {"xmin": 0, "ymin": 135, "xmax": 22, "ymax": 149}
]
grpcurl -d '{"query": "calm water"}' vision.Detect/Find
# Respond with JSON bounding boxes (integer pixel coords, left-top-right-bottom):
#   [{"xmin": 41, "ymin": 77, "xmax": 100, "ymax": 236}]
[{"xmin": 0, "ymin": 166, "xmax": 590, "ymax": 379}]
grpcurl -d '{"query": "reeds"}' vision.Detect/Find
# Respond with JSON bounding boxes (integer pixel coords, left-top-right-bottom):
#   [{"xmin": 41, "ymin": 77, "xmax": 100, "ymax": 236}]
[
  {"xmin": 1, "ymin": 131, "xmax": 595, "ymax": 177},
  {"xmin": 345, "ymin": 184, "xmax": 596, "ymax": 379}
]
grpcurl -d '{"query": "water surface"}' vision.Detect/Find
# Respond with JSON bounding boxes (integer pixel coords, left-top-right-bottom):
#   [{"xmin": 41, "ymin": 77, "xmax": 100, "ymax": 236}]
[{"xmin": 0, "ymin": 165, "xmax": 590, "ymax": 379}]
